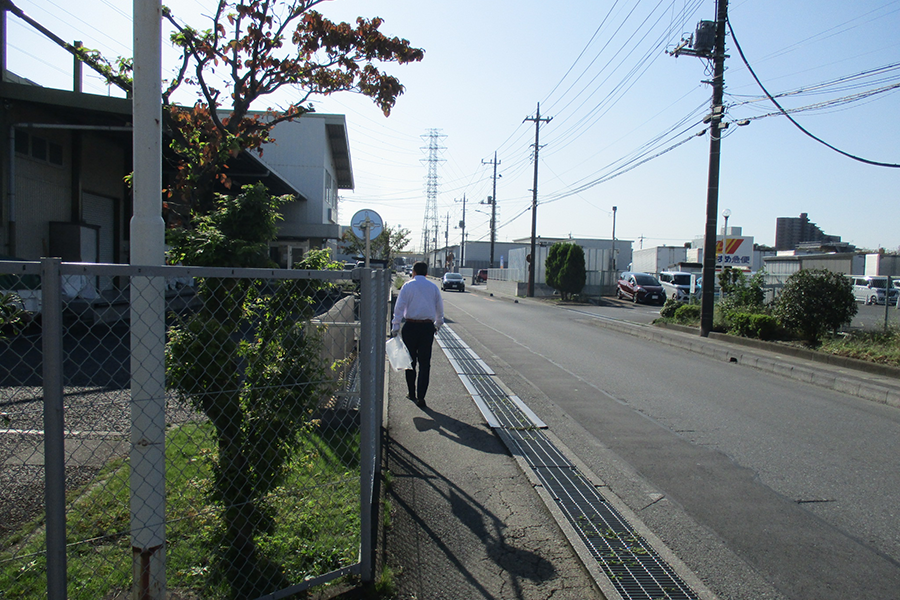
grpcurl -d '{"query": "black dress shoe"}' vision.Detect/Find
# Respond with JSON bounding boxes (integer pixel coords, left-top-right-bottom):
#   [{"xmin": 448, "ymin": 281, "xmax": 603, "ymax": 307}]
[
  {"xmin": 407, "ymin": 393, "xmax": 417, "ymax": 401},
  {"xmin": 416, "ymin": 397, "xmax": 426, "ymax": 408}
]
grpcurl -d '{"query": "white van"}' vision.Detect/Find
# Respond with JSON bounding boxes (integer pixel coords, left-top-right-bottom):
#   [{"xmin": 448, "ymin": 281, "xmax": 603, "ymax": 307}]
[
  {"xmin": 850, "ymin": 275, "xmax": 899, "ymax": 305},
  {"xmin": 657, "ymin": 271, "xmax": 698, "ymax": 302}
]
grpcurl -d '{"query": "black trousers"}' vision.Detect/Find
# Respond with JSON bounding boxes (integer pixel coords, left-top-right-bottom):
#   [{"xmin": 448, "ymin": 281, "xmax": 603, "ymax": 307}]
[{"xmin": 401, "ymin": 321, "xmax": 435, "ymax": 400}]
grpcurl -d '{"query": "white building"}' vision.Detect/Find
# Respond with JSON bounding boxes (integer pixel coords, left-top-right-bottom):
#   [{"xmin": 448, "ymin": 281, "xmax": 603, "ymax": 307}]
[
  {"xmin": 253, "ymin": 112, "xmax": 353, "ymax": 266},
  {"xmin": 631, "ymin": 246, "xmax": 689, "ymax": 274}
]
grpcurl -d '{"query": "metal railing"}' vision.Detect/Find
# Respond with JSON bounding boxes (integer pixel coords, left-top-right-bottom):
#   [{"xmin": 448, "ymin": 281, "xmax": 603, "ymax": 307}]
[{"xmin": 0, "ymin": 259, "xmax": 389, "ymax": 599}]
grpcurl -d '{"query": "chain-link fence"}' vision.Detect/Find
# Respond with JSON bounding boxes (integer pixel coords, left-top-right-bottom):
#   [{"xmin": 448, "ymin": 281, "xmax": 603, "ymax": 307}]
[{"xmin": 0, "ymin": 259, "xmax": 388, "ymax": 599}]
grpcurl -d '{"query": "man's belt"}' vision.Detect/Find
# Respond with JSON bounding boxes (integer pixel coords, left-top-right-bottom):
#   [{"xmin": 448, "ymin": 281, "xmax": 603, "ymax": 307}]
[{"xmin": 405, "ymin": 319, "xmax": 433, "ymax": 323}]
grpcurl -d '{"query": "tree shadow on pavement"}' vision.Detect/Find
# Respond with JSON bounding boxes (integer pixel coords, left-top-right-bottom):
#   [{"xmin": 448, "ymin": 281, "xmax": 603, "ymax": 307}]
[{"xmin": 384, "ymin": 436, "xmax": 559, "ymax": 599}]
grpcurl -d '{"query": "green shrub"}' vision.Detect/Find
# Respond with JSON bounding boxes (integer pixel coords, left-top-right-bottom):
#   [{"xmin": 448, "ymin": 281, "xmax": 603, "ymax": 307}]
[
  {"xmin": 729, "ymin": 312, "xmax": 779, "ymax": 340},
  {"xmin": 674, "ymin": 303, "xmax": 701, "ymax": 325},
  {"xmin": 545, "ymin": 242, "xmax": 586, "ymax": 301},
  {"xmin": 712, "ymin": 304, "xmax": 729, "ymax": 332},
  {"xmin": 773, "ymin": 268, "xmax": 857, "ymax": 346},
  {"xmin": 715, "ymin": 270, "xmax": 768, "ymax": 332},
  {"xmin": 659, "ymin": 298, "xmax": 680, "ymax": 319},
  {"xmin": 0, "ymin": 292, "xmax": 26, "ymax": 336}
]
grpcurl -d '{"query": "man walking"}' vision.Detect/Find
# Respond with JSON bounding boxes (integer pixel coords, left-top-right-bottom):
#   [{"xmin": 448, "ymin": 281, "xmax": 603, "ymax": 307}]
[{"xmin": 391, "ymin": 262, "xmax": 444, "ymax": 407}]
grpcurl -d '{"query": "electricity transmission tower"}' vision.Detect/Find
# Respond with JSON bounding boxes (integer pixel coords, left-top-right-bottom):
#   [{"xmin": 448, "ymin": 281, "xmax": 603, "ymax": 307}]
[{"xmin": 420, "ymin": 129, "xmax": 446, "ymax": 257}]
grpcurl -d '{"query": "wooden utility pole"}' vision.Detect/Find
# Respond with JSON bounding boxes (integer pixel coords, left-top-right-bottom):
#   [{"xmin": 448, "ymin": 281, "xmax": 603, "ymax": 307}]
[
  {"xmin": 672, "ymin": 2, "xmax": 729, "ymax": 336},
  {"xmin": 699, "ymin": 0, "xmax": 729, "ymax": 337},
  {"xmin": 524, "ymin": 103, "xmax": 552, "ymax": 297}
]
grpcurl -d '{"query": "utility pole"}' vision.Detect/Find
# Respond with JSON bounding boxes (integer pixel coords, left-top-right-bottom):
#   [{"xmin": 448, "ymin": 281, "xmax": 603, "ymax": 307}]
[
  {"xmin": 611, "ymin": 206, "xmax": 617, "ymax": 271},
  {"xmin": 524, "ymin": 103, "xmax": 552, "ymax": 297},
  {"xmin": 699, "ymin": 0, "xmax": 729, "ymax": 337},
  {"xmin": 670, "ymin": 0, "xmax": 729, "ymax": 337},
  {"xmin": 482, "ymin": 152, "xmax": 500, "ymax": 267},
  {"xmin": 455, "ymin": 195, "xmax": 467, "ymax": 267}
]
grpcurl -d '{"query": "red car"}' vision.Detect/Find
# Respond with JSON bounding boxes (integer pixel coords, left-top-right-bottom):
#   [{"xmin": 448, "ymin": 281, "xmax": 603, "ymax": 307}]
[
  {"xmin": 475, "ymin": 269, "xmax": 488, "ymax": 284},
  {"xmin": 616, "ymin": 272, "xmax": 665, "ymax": 305}
]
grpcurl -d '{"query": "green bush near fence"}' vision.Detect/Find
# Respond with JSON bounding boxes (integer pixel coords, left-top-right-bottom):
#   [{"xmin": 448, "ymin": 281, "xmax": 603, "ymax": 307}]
[
  {"xmin": 673, "ymin": 303, "xmax": 701, "ymax": 325},
  {"xmin": 0, "ymin": 421, "xmax": 360, "ymax": 599},
  {"xmin": 728, "ymin": 312, "xmax": 780, "ymax": 341}
]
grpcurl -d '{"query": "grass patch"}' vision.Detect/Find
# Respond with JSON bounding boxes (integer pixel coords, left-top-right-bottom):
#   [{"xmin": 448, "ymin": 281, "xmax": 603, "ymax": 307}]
[
  {"xmin": 0, "ymin": 421, "xmax": 362, "ymax": 599},
  {"xmin": 820, "ymin": 327, "xmax": 900, "ymax": 367},
  {"xmin": 654, "ymin": 303, "xmax": 900, "ymax": 368}
]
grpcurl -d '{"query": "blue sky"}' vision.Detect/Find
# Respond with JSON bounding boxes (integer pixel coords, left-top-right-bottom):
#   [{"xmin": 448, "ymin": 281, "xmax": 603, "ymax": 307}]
[{"xmin": 7, "ymin": 0, "xmax": 900, "ymax": 253}]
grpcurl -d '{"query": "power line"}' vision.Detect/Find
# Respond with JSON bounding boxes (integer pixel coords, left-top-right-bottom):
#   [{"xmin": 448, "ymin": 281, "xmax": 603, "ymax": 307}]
[{"xmin": 727, "ymin": 17, "xmax": 900, "ymax": 168}]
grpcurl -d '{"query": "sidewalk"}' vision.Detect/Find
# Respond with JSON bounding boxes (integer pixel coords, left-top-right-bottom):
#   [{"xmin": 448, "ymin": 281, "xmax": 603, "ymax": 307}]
[{"xmin": 380, "ymin": 343, "xmax": 602, "ymax": 599}]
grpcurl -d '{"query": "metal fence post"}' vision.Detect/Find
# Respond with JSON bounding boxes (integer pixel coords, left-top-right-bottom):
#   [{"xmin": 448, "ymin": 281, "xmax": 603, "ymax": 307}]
[
  {"xmin": 41, "ymin": 258, "xmax": 66, "ymax": 600},
  {"xmin": 374, "ymin": 270, "xmax": 389, "ymax": 473},
  {"xmin": 129, "ymin": 272, "xmax": 167, "ymax": 599},
  {"xmin": 358, "ymin": 269, "xmax": 376, "ymax": 582}
]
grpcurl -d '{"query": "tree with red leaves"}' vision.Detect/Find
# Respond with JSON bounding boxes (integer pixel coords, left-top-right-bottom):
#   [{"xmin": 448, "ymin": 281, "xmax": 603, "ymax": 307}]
[{"xmin": 159, "ymin": 0, "xmax": 424, "ymax": 223}]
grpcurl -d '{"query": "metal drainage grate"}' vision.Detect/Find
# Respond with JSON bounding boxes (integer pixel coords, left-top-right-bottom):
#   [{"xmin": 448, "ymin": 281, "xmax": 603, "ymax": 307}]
[{"xmin": 437, "ymin": 325, "xmax": 700, "ymax": 600}]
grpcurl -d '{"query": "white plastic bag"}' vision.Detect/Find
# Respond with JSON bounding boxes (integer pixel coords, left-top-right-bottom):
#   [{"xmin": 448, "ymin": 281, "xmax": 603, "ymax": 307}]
[{"xmin": 386, "ymin": 335, "xmax": 413, "ymax": 371}]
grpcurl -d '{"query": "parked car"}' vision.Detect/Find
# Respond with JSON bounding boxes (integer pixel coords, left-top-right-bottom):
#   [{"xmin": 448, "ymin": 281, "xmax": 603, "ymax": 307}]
[
  {"xmin": 616, "ymin": 272, "xmax": 665, "ymax": 305},
  {"xmin": 850, "ymin": 275, "xmax": 899, "ymax": 305},
  {"xmin": 442, "ymin": 272, "xmax": 466, "ymax": 292},
  {"xmin": 475, "ymin": 269, "xmax": 488, "ymax": 284},
  {"xmin": 657, "ymin": 271, "xmax": 698, "ymax": 302}
]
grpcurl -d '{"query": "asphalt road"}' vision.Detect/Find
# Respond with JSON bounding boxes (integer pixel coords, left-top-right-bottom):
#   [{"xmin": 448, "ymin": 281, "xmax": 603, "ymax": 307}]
[{"xmin": 440, "ymin": 289, "xmax": 900, "ymax": 600}]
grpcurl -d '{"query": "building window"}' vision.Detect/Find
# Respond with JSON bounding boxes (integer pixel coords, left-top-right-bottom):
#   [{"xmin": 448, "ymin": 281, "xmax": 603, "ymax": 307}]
[
  {"xmin": 49, "ymin": 142, "xmax": 63, "ymax": 165},
  {"xmin": 14, "ymin": 130, "xmax": 64, "ymax": 166},
  {"xmin": 31, "ymin": 136, "xmax": 47, "ymax": 161},
  {"xmin": 14, "ymin": 129, "xmax": 28, "ymax": 154}
]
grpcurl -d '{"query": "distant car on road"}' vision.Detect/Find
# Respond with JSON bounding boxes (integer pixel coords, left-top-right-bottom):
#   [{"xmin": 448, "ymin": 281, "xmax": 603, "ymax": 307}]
[
  {"xmin": 442, "ymin": 272, "xmax": 466, "ymax": 292},
  {"xmin": 475, "ymin": 269, "xmax": 488, "ymax": 284},
  {"xmin": 616, "ymin": 272, "xmax": 665, "ymax": 305}
]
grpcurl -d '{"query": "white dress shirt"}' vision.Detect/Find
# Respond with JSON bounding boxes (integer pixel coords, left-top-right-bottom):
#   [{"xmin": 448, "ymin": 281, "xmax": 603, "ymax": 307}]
[{"xmin": 392, "ymin": 275, "xmax": 445, "ymax": 332}]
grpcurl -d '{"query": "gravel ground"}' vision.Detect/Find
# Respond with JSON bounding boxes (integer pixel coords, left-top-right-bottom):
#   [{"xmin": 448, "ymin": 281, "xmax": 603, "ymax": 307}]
[
  {"xmin": 0, "ymin": 321, "xmax": 200, "ymax": 549},
  {"xmin": 1, "ymin": 387, "xmax": 200, "ymax": 542}
]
